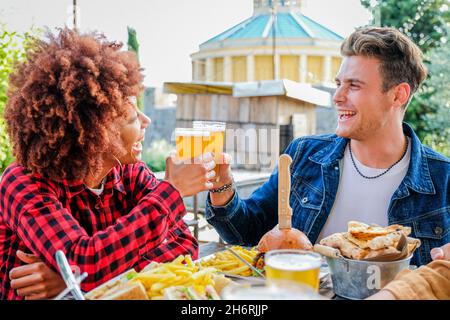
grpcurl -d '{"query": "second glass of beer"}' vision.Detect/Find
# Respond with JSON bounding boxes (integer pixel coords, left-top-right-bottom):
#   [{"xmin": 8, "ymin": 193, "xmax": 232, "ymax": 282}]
[
  {"xmin": 175, "ymin": 128, "xmax": 211, "ymax": 162},
  {"xmin": 192, "ymin": 121, "xmax": 226, "ymax": 182}
]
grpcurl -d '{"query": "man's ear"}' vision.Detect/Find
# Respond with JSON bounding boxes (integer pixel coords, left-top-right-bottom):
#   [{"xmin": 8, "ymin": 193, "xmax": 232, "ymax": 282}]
[{"xmin": 392, "ymin": 83, "xmax": 411, "ymax": 108}]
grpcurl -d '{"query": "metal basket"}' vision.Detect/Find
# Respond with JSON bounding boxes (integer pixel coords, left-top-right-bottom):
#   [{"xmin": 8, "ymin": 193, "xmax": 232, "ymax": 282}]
[{"xmin": 326, "ymin": 255, "xmax": 412, "ymax": 300}]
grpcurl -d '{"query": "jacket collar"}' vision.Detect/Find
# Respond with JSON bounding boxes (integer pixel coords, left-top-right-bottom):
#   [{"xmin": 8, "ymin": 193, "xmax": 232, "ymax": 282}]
[
  {"xmin": 309, "ymin": 136, "xmax": 347, "ymax": 166},
  {"xmin": 400, "ymin": 123, "xmax": 435, "ymax": 195},
  {"xmin": 309, "ymin": 122, "xmax": 435, "ymax": 195}
]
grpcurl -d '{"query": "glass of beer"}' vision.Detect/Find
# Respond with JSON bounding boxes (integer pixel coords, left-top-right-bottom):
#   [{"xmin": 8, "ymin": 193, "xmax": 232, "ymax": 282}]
[
  {"xmin": 174, "ymin": 128, "xmax": 211, "ymax": 163},
  {"xmin": 192, "ymin": 121, "xmax": 226, "ymax": 182},
  {"xmin": 264, "ymin": 249, "xmax": 322, "ymax": 291}
]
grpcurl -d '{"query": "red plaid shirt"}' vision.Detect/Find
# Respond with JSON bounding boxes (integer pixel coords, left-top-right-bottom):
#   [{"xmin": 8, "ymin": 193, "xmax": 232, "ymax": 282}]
[{"xmin": 0, "ymin": 161, "xmax": 198, "ymax": 300}]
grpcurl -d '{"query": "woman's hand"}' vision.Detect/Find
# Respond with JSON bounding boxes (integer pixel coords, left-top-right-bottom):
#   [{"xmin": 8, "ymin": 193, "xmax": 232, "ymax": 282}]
[
  {"xmin": 9, "ymin": 250, "xmax": 66, "ymax": 300},
  {"xmin": 165, "ymin": 152, "xmax": 217, "ymax": 197}
]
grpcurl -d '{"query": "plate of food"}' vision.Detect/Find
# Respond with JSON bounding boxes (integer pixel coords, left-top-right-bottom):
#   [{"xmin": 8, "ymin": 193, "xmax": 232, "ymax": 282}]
[
  {"xmin": 198, "ymin": 245, "xmax": 330, "ymax": 283},
  {"xmin": 84, "ymin": 255, "xmax": 232, "ymax": 300},
  {"xmin": 198, "ymin": 246, "xmax": 265, "ymax": 280},
  {"xmin": 315, "ymin": 220, "xmax": 421, "ymax": 261}
]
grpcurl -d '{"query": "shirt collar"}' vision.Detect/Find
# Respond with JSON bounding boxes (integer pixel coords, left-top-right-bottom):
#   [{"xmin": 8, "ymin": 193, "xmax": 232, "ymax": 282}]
[
  {"xmin": 63, "ymin": 165, "xmax": 126, "ymax": 198},
  {"xmin": 104, "ymin": 165, "xmax": 126, "ymax": 194},
  {"xmin": 63, "ymin": 179, "xmax": 86, "ymax": 199},
  {"xmin": 309, "ymin": 122, "xmax": 435, "ymax": 195}
]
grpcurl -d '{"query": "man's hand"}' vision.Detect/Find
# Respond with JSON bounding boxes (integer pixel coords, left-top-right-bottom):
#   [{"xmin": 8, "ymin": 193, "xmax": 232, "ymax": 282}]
[
  {"xmin": 9, "ymin": 250, "xmax": 66, "ymax": 300},
  {"xmin": 165, "ymin": 152, "xmax": 217, "ymax": 197},
  {"xmin": 209, "ymin": 153, "xmax": 235, "ymax": 207},
  {"xmin": 430, "ymin": 243, "xmax": 450, "ymax": 261}
]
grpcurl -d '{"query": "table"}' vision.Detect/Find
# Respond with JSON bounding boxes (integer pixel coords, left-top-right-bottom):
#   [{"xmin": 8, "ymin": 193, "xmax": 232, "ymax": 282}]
[{"xmin": 199, "ymin": 242, "xmax": 337, "ymax": 299}]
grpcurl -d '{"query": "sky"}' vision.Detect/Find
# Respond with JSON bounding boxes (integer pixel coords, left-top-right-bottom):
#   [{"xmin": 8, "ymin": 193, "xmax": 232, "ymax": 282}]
[{"xmin": 0, "ymin": 0, "xmax": 372, "ymax": 88}]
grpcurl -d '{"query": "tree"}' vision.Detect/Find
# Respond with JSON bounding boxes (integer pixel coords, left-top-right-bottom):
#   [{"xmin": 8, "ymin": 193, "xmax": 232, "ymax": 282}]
[
  {"xmin": 420, "ymin": 39, "xmax": 450, "ymax": 155},
  {"xmin": 0, "ymin": 25, "xmax": 38, "ymax": 173},
  {"xmin": 127, "ymin": 26, "xmax": 144, "ymax": 110},
  {"xmin": 361, "ymin": 0, "xmax": 450, "ymax": 153},
  {"xmin": 361, "ymin": 0, "xmax": 449, "ymax": 53}
]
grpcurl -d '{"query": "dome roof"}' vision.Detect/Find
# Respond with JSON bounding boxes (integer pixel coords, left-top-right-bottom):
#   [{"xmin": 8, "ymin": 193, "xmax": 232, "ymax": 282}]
[{"xmin": 200, "ymin": 10, "xmax": 343, "ymax": 49}]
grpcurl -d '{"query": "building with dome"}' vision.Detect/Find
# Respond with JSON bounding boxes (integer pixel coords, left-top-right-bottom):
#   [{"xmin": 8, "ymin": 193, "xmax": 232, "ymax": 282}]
[
  {"xmin": 191, "ymin": 0, "xmax": 344, "ymax": 85},
  {"xmin": 164, "ymin": 0, "xmax": 345, "ymax": 171}
]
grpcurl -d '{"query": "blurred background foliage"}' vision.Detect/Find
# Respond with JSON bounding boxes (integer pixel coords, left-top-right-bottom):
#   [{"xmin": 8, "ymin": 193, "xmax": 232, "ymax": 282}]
[
  {"xmin": 361, "ymin": 0, "xmax": 450, "ymax": 156},
  {"xmin": 127, "ymin": 26, "xmax": 144, "ymax": 110},
  {"xmin": 141, "ymin": 139, "xmax": 174, "ymax": 173},
  {"xmin": 0, "ymin": 24, "xmax": 39, "ymax": 172}
]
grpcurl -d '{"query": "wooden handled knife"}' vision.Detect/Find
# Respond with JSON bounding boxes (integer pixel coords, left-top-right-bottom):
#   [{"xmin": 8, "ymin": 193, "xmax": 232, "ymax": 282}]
[{"xmin": 278, "ymin": 154, "xmax": 293, "ymax": 230}]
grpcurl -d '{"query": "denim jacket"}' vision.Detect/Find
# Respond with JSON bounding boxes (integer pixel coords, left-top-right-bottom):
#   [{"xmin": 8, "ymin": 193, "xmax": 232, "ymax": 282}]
[{"xmin": 205, "ymin": 123, "xmax": 449, "ymax": 266}]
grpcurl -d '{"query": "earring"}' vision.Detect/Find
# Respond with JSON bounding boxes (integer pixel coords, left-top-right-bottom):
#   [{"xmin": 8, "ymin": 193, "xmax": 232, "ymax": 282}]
[
  {"xmin": 111, "ymin": 154, "xmax": 122, "ymax": 167},
  {"xmin": 89, "ymin": 167, "xmax": 96, "ymax": 178},
  {"xmin": 111, "ymin": 154, "xmax": 124, "ymax": 182}
]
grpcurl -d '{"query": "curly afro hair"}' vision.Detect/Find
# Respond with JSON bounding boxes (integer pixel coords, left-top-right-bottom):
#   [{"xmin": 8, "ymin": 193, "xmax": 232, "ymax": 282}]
[{"xmin": 5, "ymin": 27, "xmax": 144, "ymax": 181}]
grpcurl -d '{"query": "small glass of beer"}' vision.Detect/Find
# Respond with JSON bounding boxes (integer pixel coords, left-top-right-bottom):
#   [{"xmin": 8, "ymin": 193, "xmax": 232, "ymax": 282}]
[
  {"xmin": 264, "ymin": 249, "xmax": 322, "ymax": 291},
  {"xmin": 174, "ymin": 128, "xmax": 211, "ymax": 163},
  {"xmin": 192, "ymin": 121, "xmax": 226, "ymax": 181}
]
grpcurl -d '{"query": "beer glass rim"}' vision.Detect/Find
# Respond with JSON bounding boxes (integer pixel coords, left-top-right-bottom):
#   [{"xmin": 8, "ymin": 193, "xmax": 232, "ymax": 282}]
[
  {"xmin": 265, "ymin": 249, "xmax": 322, "ymax": 269},
  {"xmin": 221, "ymin": 281, "xmax": 318, "ymax": 300},
  {"xmin": 174, "ymin": 127, "xmax": 210, "ymax": 136},
  {"xmin": 192, "ymin": 121, "xmax": 226, "ymax": 131},
  {"xmin": 265, "ymin": 249, "xmax": 321, "ymax": 256}
]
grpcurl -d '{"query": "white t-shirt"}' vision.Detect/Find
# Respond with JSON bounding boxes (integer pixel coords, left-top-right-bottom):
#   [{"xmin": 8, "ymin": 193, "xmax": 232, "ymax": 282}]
[
  {"xmin": 86, "ymin": 178, "xmax": 106, "ymax": 196},
  {"xmin": 317, "ymin": 138, "xmax": 411, "ymax": 241}
]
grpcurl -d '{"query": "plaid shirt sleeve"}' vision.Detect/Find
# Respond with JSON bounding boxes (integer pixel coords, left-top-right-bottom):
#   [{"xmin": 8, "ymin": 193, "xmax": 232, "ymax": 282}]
[
  {"xmin": 127, "ymin": 163, "xmax": 199, "ymax": 269},
  {"xmin": 2, "ymin": 163, "xmax": 191, "ymax": 292}
]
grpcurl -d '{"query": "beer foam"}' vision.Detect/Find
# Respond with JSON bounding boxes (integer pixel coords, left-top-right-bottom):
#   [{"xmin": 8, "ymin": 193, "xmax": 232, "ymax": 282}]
[
  {"xmin": 175, "ymin": 128, "xmax": 210, "ymax": 136},
  {"xmin": 265, "ymin": 253, "xmax": 321, "ymax": 271},
  {"xmin": 193, "ymin": 121, "xmax": 226, "ymax": 132}
]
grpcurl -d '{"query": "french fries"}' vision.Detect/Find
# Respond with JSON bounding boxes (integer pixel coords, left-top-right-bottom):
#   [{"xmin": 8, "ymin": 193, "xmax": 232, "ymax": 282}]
[
  {"xmin": 129, "ymin": 255, "xmax": 219, "ymax": 299},
  {"xmin": 199, "ymin": 246, "xmax": 260, "ymax": 277}
]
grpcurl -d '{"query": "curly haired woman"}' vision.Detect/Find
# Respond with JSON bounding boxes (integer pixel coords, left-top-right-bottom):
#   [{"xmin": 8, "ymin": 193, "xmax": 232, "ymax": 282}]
[{"xmin": 0, "ymin": 28, "xmax": 220, "ymax": 300}]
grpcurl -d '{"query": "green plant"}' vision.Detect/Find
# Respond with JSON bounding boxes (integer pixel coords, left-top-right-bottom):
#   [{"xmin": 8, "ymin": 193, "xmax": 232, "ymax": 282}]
[
  {"xmin": 420, "ymin": 37, "xmax": 450, "ymax": 156},
  {"xmin": 0, "ymin": 24, "xmax": 38, "ymax": 173},
  {"xmin": 142, "ymin": 139, "xmax": 174, "ymax": 173},
  {"xmin": 127, "ymin": 26, "xmax": 144, "ymax": 110}
]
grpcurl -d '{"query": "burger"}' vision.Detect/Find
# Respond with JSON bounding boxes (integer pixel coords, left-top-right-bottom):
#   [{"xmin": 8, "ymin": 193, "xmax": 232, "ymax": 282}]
[{"xmin": 252, "ymin": 225, "xmax": 313, "ymax": 274}]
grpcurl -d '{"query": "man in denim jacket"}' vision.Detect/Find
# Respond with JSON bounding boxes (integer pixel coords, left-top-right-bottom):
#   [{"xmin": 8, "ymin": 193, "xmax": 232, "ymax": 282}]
[{"xmin": 207, "ymin": 27, "xmax": 449, "ymax": 266}]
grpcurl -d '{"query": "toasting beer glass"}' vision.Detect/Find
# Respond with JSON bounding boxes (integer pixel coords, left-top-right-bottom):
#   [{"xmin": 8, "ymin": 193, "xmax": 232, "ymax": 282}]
[
  {"xmin": 175, "ymin": 128, "xmax": 211, "ymax": 163},
  {"xmin": 192, "ymin": 121, "xmax": 226, "ymax": 182}
]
